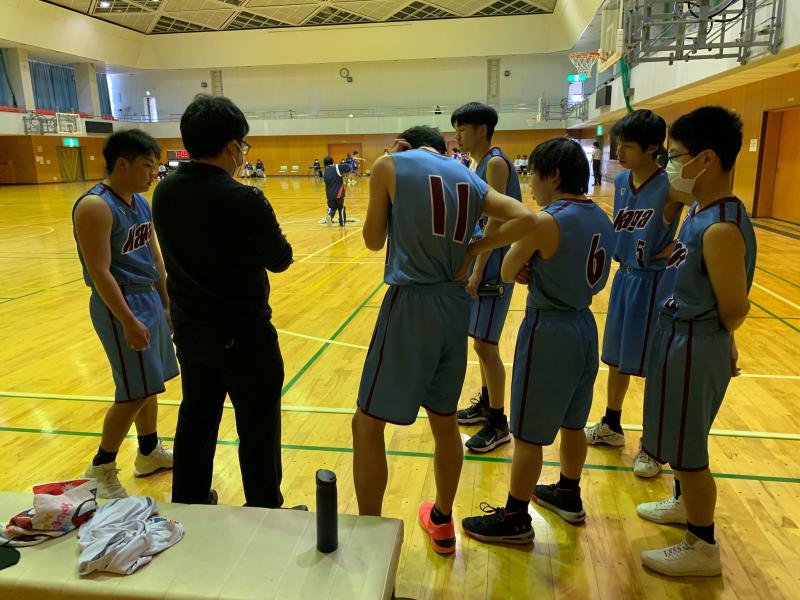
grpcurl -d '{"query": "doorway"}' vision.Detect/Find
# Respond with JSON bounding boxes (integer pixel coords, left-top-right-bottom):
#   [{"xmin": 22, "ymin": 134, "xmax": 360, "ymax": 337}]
[
  {"xmin": 57, "ymin": 147, "xmax": 86, "ymax": 182},
  {"xmin": 144, "ymin": 95, "xmax": 158, "ymax": 122},
  {"xmin": 771, "ymin": 108, "xmax": 800, "ymax": 223}
]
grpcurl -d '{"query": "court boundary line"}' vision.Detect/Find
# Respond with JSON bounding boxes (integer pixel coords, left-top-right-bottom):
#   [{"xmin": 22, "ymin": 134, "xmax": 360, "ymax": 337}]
[
  {"xmin": 750, "ymin": 300, "xmax": 800, "ymax": 334},
  {"xmin": 2, "ymin": 391, "xmax": 799, "ymax": 441},
  {"xmin": 0, "ymin": 425, "xmax": 797, "ymax": 484},
  {"xmin": 752, "ymin": 282, "xmax": 800, "ymax": 312}
]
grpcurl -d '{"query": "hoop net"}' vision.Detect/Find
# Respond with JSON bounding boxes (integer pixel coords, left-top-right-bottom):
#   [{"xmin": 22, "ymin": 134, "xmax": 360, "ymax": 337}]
[
  {"xmin": 56, "ymin": 112, "xmax": 82, "ymax": 134},
  {"xmin": 569, "ymin": 52, "xmax": 600, "ymax": 78}
]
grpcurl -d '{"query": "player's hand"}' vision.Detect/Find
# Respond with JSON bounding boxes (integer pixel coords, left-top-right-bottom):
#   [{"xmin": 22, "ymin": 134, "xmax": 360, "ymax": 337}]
[
  {"xmin": 123, "ymin": 317, "xmax": 150, "ymax": 352},
  {"xmin": 515, "ymin": 264, "xmax": 532, "ymax": 285},
  {"xmin": 730, "ymin": 337, "xmax": 741, "ymax": 377},
  {"xmin": 654, "ymin": 241, "xmax": 675, "ymax": 260},
  {"xmin": 455, "ymin": 243, "xmax": 478, "ymax": 283},
  {"xmin": 467, "ymin": 268, "xmax": 483, "ymax": 299},
  {"xmin": 390, "ymin": 138, "xmax": 412, "ymax": 153}
]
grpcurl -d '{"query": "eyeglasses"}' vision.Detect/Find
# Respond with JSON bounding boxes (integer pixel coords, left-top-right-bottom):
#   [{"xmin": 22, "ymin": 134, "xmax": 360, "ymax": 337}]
[
  {"xmin": 666, "ymin": 151, "xmax": 692, "ymax": 163},
  {"xmin": 238, "ymin": 140, "xmax": 251, "ymax": 156}
]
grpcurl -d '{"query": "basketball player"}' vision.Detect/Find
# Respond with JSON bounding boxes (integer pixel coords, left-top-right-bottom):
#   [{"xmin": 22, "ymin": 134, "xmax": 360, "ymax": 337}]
[
  {"xmin": 351, "ymin": 125, "xmax": 535, "ymax": 555},
  {"xmin": 451, "ymin": 102, "xmax": 522, "ymax": 453},
  {"xmin": 73, "ymin": 129, "xmax": 177, "ymax": 499},
  {"xmin": 461, "ymin": 137, "xmax": 613, "ymax": 544},
  {"xmin": 637, "ymin": 107, "xmax": 756, "ymax": 577},
  {"xmin": 323, "ymin": 155, "xmax": 351, "ymax": 225},
  {"xmin": 585, "ymin": 110, "xmax": 685, "ymax": 478}
]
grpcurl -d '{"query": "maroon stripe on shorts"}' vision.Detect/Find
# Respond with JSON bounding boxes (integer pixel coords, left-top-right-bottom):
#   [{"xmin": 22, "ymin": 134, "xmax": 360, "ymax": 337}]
[
  {"xmin": 514, "ymin": 310, "xmax": 541, "ymax": 438},
  {"xmin": 656, "ymin": 320, "xmax": 677, "ymax": 460},
  {"xmin": 636, "ymin": 270, "xmax": 661, "ymax": 376},
  {"xmin": 364, "ymin": 287, "xmax": 401, "ymax": 413},
  {"xmin": 675, "ymin": 321, "xmax": 694, "ymax": 466},
  {"xmin": 107, "ymin": 307, "xmax": 132, "ymax": 400}
]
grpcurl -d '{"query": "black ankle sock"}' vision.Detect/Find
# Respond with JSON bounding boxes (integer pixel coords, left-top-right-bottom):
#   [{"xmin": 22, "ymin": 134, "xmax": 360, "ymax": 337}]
[
  {"xmin": 93, "ymin": 447, "xmax": 118, "ymax": 467},
  {"xmin": 603, "ymin": 408, "xmax": 623, "ymax": 433},
  {"xmin": 688, "ymin": 522, "xmax": 715, "ymax": 545},
  {"xmin": 674, "ymin": 478, "xmax": 682, "ymax": 499},
  {"xmin": 505, "ymin": 493, "xmax": 529, "ymax": 514},
  {"xmin": 480, "ymin": 386, "xmax": 489, "ymax": 404},
  {"xmin": 489, "ymin": 408, "xmax": 506, "ymax": 426},
  {"xmin": 558, "ymin": 473, "xmax": 581, "ymax": 492},
  {"xmin": 430, "ymin": 505, "xmax": 452, "ymax": 525},
  {"xmin": 138, "ymin": 432, "xmax": 158, "ymax": 456}
]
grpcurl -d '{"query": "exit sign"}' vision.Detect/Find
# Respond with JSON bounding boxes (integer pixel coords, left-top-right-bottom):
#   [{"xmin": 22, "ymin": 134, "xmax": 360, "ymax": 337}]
[
  {"xmin": 567, "ymin": 74, "xmax": 588, "ymax": 83},
  {"xmin": 63, "ymin": 137, "xmax": 79, "ymax": 147},
  {"xmin": 596, "ymin": 125, "xmax": 604, "ymax": 136}
]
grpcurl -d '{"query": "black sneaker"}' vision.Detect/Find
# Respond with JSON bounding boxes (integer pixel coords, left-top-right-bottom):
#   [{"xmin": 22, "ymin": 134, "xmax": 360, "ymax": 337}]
[
  {"xmin": 533, "ymin": 484, "xmax": 586, "ymax": 524},
  {"xmin": 462, "ymin": 502, "xmax": 534, "ymax": 545},
  {"xmin": 465, "ymin": 419, "xmax": 512, "ymax": 453},
  {"xmin": 457, "ymin": 394, "xmax": 490, "ymax": 425}
]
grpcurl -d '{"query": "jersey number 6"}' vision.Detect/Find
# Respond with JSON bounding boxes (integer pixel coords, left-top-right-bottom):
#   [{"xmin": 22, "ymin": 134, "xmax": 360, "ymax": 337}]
[{"xmin": 586, "ymin": 233, "xmax": 607, "ymax": 288}]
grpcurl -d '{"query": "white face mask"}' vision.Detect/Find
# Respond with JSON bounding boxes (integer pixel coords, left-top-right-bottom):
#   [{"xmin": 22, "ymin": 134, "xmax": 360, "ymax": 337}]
[
  {"xmin": 229, "ymin": 140, "xmax": 245, "ymax": 177},
  {"xmin": 666, "ymin": 152, "xmax": 706, "ymax": 194}
]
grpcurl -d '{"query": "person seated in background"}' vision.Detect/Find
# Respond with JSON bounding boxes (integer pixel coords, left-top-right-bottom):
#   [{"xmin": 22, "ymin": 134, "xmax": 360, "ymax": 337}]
[
  {"xmin": 519, "ymin": 154, "xmax": 529, "ymax": 175},
  {"xmin": 255, "ymin": 159, "xmax": 265, "ymax": 177},
  {"xmin": 244, "ymin": 161, "xmax": 253, "ymax": 177},
  {"xmin": 313, "ymin": 158, "xmax": 322, "ymax": 178},
  {"xmin": 514, "ymin": 154, "xmax": 522, "ymax": 174}
]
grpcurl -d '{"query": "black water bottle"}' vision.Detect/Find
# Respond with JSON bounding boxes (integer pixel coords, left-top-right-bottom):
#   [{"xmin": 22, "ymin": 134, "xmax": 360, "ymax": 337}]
[{"xmin": 316, "ymin": 469, "xmax": 338, "ymax": 553}]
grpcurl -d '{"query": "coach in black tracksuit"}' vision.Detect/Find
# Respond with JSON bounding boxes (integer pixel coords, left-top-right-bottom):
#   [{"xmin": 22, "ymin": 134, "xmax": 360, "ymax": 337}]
[{"xmin": 153, "ymin": 95, "xmax": 292, "ymax": 508}]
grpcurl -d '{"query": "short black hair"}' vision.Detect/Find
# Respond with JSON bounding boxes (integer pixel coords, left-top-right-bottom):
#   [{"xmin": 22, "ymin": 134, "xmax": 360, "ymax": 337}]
[
  {"xmin": 530, "ymin": 137, "xmax": 589, "ymax": 195},
  {"xmin": 670, "ymin": 106, "xmax": 743, "ymax": 172},
  {"xmin": 180, "ymin": 94, "xmax": 249, "ymax": 159},
  {"xmin": 323, "ymin": 156, "xmax": 333, "ymax": 166},
  {"xmin": 612, "ymin": 109, "xmax": 666, "ymax": 159},
  {"xmin": 593, "ymin": 142, "xmax": 600, "ymax": 148},
  {"xmin": 103, "ymin": 129, "xmax": 160, "ymax": 174},
  {"xmin": 399, "ymin": 125, "xmax": 447, "ymax": 154},
  {"xmin": 450, "ymin": 102, "xmax": 498, "ymax": 141}
]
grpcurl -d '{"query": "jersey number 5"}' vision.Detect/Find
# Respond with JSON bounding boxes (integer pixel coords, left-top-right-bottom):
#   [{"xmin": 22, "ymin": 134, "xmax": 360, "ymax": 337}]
[
  {"xmin": 586, "ymin": 233, "xmax": 607, "ymax": 288},
  {"xmin": 430, "ymin": 175, "xmax": 470, "ymax": 243}
]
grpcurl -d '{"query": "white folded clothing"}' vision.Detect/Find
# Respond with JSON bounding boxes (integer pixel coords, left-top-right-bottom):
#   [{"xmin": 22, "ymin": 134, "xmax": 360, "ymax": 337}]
[{"xmin": 77, "ymin": 496, "xmax": 184, "ymax": 576}]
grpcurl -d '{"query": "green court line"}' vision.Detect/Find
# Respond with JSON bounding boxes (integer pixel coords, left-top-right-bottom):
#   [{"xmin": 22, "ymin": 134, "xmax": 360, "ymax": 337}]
[
  {"xmin": 280, "ymin": 280, "xmax": 385, "ymax": 397},
  {"xmin": 756, "ymin": 266, "xmax": 800, "ymax": 291},
  {"xmin": 750, "ymin": 300, "xmax": 800, "ymax": 334},
  {"xmin": 1, "ymin": 425, "xmax": 798, "ymax": 485},
  {"xmin": 1, "ymin": 277, "xmax": 84, "ymax": 304}
]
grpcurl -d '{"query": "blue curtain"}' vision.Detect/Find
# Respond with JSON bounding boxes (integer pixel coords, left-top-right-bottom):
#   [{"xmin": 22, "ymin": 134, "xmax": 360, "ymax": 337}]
[
  {"xmin": 0, "ymin": 49, "xmax": 14, "ymax": 107},
  {"xmin": 96, "ymin": 72, "xmax": 112, "ymax": 117},
  {"xmin": 29, "ymin": 59, "xmax": 79, "ymax": 113}
]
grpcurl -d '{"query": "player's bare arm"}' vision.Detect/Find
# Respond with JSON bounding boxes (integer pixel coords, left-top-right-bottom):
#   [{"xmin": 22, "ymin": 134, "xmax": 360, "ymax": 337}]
[
  {"xmin": 73, "ymin": 195, "xmax": 150, "ymax": 350},
  {"xmin": 500, "ymin": 212, "xmax": 559, "ymax": 282},
  {"xmin": 703, "ymin": 221, "xmax": 750, "ymax": 332},
  {"xmin": 149, "ymin": 229, "xmax": 172, "ymax": 332},
  {"xmin": 363, "ymin": 153, "xmax": 396, "ymax": 251},
  {"xmin": 467, "ymin": 156, "xmax": 511, "ymax": 297}
]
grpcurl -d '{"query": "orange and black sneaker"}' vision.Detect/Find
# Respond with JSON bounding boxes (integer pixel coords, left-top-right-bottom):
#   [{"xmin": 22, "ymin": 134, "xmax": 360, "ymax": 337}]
[{"xmin": 418, "ymin": 501, "xmax": 456, "ymax": 555}]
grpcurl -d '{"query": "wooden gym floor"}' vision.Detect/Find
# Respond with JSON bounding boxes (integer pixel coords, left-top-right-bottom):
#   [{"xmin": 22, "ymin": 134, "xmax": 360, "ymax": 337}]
[{"xmin": 1, "ymin": 175, "xmax": 799, "ymax": 599}]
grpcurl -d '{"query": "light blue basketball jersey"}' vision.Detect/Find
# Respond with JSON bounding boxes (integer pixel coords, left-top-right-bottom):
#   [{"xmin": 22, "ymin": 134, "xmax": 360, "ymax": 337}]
[
  {"xmin": 472, "ymin": 147, "xmax": 523, "ymax": 237},
  {"xmin": 527, "ymin": 199, "xmax": 614, "ymax": 311},
  {"xmin": 73, "ymin": 182, "xmax": 159, "ymax": 289},
  {"xmin": 385, "ymin": 149, "xmax": 488, "ymax": 286},
  {"xmin": 611, "ymin": 169, "xmax": 681, "ymax": 269},
  {"xmin": 662, "ymin": 197, "xmax": 756, "ymax": 321}
]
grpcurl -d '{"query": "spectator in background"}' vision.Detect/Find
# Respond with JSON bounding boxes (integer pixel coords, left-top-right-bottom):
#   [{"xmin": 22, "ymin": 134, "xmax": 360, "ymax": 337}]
[
  {"xmin": 255, "ymin": 159, "xmax": 265, "ymax": 177},
  {"xmin": 312, "ymin": 158, "xmax": 322, "ymax": 178},
  {"xmin": 514, "ymin": 154, "xmax": 522, "ymax": 174},
  {"xmin": 519, "ymin": 154, "xmax": 529, "ymax": 175},
  {"xmin": 592, "ymin": 142, "xmax": 603, "ymax": 186}
]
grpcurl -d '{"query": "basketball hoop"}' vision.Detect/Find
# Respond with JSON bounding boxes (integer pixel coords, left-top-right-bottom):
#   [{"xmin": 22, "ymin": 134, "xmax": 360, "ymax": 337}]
[{"xmin": 569, "ymin": 52, "xmax": 600, "ymax": 78}]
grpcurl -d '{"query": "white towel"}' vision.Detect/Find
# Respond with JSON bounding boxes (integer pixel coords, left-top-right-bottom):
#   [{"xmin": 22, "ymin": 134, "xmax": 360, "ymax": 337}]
[{"xmin": 77, "ymin": 496, "xmax": 184, "ymax": 576}]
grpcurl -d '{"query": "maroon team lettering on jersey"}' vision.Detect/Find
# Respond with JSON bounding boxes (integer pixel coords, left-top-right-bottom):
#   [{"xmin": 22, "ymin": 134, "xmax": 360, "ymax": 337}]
[
  {"xmin": 613, "ymin": 207, "xmax": 655, "ymax": 232},
  {"xmin": 121, "ymin": 222, "xmax": 152, "ymax": 254},
  {"xmin": 666, "ymin": 239, "xmax": 688, "ymax": 269}
]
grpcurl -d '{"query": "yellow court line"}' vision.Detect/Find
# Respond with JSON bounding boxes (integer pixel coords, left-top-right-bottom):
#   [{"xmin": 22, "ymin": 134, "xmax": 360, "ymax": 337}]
[
  {"xmin": 271, "ymin": 329, "xmax": 800, "ymax": 381},
  {"xmin": 297, "ymin": 228, "xmax": 362, "ymax": 263},
  {"xmin": 1, "ymin": 391, "xmax": 799, "ymax": 441}
]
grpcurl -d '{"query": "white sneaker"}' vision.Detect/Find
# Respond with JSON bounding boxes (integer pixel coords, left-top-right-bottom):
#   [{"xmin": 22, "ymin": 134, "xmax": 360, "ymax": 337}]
[
  {"xmin": 84, "ymin": 462, "xmax": 128, "ymax": 499},
  {"xmin": 585, "ymin": 420, "xmax": 625, "ymax": 447},
  {"xmin": 636, "ymin": 495, "xmax": 687, "ymax": 524},
  {"xmin": 134, "ymin": 440, "xmax": 174, "ymax": 477},
  {"xmin": 633, "ymin": 442, "xmax": 662, "ymax": 478},
  {"xmin": 641, "ymin": 532, "xmax": 721, "ymax": 577},
  {"xmin": 325, "ymin": 215, "xmax": 332, "ymax": 225}
]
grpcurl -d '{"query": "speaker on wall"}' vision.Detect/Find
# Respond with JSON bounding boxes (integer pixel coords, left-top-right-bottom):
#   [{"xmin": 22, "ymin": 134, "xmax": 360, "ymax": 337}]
[
  {"xmin": 595, "ymin": 86, "xmax": 612, "ymax": 109},
  {"xmin": 85, "ymin": 121, "xmax": 114, "ymax": 134}
]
